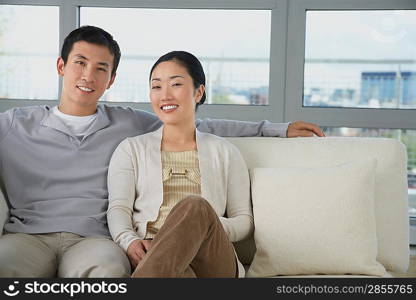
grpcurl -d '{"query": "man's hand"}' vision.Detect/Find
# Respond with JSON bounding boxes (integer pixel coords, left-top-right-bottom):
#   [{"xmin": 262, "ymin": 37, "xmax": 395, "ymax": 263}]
[
  {"xmin": 126, "ymin": 239, "xmax": 152, "ymax": 269},
  {"xmin": 286, "ymin": 121, "xmax": 325, "ymax": 138}
]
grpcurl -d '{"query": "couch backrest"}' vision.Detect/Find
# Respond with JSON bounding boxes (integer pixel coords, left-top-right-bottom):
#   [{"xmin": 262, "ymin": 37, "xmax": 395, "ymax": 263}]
[{"xmin": 227, "ymin": 137, "xmax": 409, "ymax": 274}]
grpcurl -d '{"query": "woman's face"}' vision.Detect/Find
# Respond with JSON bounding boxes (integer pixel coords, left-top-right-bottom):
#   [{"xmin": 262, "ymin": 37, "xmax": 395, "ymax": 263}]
[{"xmin": 149, "ymin": 60, "xmax": 204, "ymax": 126}]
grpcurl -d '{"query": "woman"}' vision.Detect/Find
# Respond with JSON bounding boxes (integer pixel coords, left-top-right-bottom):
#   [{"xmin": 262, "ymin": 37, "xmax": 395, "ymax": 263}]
[{"xmin": 107, "ymin": 51, "xmax": 253, "ymax": 277}]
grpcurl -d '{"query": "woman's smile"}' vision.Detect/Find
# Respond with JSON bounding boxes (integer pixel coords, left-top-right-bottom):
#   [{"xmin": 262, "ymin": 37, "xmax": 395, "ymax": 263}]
[{"xmin": 160, "ymin": 104, "xmax": 179, "ymax": 112}]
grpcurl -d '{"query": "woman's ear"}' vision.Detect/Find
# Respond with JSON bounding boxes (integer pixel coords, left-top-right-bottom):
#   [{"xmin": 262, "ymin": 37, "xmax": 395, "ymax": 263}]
[{"xmin": 196, "ymin": 84, "xmax": 205, "ymax": 103}]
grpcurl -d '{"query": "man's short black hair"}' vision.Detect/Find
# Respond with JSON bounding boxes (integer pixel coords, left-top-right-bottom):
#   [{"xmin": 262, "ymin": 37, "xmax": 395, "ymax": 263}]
[{"xmin": 60, "ymin": 26, "xmax": 121, "ymax": 77}]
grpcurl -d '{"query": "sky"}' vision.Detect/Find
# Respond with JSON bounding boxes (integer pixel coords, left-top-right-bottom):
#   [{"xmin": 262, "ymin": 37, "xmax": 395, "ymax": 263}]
[
  {"xmin": 305, "ymin": 10, "xmax": 416, "ymax": 60},
  {"xmin": 80, "ymin": 7, "xmax": 271, "ymax": 59},
  {"xmin": 2, "ymin": 6, "xmax": 416, "ymax": 61}
]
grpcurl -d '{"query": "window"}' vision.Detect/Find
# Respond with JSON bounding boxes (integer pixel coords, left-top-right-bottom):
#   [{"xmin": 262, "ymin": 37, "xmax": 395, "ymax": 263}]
[
  {"xmin": 0, "ymin": 0, "xmax": 282, "ymax": 122},
  {"xmin": 285, "ymin": 0, "xmax": 416, "ymax": 130},
  {"xmin": 304, "ymin": 10, "xmax": 416, "ymax": 110},
  {"xmin": 0, "ymin": 5, "xmax": 59, "ymax": 101},
  {"xmin": 80, "ymin": 8, "xmax": 271, "ymax": 105}
]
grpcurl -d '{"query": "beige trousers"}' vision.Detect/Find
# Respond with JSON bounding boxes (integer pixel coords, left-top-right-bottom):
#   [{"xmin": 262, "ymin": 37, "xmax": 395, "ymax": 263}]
[
  {"xmin": 0, "ymin": 232, "xmax": 131, "ymax": 278},
  {"xmin": 132, "ymin": 196, "xmax": 237, "ymax": 278}
]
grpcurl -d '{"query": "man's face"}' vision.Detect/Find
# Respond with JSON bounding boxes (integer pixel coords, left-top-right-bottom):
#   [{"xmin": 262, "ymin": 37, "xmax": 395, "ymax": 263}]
[{"xmin": 57, "ymin": 41, "xmax": 116, "ymax": 110}]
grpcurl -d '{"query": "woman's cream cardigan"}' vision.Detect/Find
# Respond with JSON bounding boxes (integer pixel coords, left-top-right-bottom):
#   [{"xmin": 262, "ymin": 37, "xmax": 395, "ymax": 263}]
[{"xmin": 107, "ymin": 126, "xmax": 253, "ymax": 277}]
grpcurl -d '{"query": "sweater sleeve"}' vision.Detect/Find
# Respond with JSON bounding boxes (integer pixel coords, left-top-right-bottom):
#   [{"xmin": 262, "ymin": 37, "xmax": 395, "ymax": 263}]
[
  {"xmin": 219, "ymin": 143, "xmax": 254, "ymax": 242},
  {"xmin": 131, "ymin": 108, "xmax": 163, "ymax": 134},
  {"xmin": 107, "ymin": 139, "xmax": 140, "ymax": 252},
  {"xmin": 196, "ymin": 118, "xmax": 289, "ymax": 137}
]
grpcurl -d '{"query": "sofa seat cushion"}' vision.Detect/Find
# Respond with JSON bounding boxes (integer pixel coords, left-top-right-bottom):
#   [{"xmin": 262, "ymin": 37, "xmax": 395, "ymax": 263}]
[{"xmin": 243, "ymin": 264, "xmax": 393, "ymax": 278}]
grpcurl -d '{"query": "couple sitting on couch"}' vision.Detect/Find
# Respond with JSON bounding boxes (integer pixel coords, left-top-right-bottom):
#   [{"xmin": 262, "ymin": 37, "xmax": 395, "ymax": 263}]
[{"xmin": 0, "ymin": 26, "xmax": 323, "ymax": 278}]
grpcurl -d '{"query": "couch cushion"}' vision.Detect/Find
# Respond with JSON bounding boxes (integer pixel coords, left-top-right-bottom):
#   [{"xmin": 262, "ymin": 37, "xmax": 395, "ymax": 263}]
[
  {"xmin": 243, "ymin": 264, "xmax": 393, "ymax": 278},
  {"xmin": 246, "ymin": 160, "xmax": 387, "ymax": 277},
  {"xmin": 228, "ymin": 137, "xmax": 409, "ymax": 274}
]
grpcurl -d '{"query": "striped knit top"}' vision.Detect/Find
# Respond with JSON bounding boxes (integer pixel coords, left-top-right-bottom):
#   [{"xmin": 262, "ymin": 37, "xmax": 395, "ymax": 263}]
[{"xmin": 145, "ymin": 150, "xmax": 201, "ymax": 239}]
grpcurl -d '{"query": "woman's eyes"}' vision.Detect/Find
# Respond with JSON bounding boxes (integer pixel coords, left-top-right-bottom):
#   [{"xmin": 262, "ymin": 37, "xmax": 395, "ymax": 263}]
[{"xmin": 152, "ymin": 83, "xmax": 182, "ymax": 89}]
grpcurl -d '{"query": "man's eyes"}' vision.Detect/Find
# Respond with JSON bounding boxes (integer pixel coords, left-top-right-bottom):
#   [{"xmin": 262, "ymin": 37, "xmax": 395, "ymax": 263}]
[{"xmin": 74, "ymin": 61, "xmax": 108, "ymax": 72}]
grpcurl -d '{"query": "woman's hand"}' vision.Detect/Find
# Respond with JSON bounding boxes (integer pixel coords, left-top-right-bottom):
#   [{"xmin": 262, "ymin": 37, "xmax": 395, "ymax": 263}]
[{"xmin": 127, "ymin": 239, "xmax": 152, "ymax": 268}]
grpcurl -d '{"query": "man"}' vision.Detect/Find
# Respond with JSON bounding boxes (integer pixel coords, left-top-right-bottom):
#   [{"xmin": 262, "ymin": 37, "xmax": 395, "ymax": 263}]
[{"xmin": 0, "ymin": 26, "xmax": 323, "ymax": 278}]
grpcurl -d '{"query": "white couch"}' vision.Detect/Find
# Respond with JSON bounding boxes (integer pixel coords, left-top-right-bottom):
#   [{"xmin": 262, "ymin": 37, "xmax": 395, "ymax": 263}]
[
  {"xmin": 228, "ymin": 137, "xmax": 409, "ymax": 277},
  {"xmin": 0, "ymin": 137, "xmax": 410, "ymax": 277}
]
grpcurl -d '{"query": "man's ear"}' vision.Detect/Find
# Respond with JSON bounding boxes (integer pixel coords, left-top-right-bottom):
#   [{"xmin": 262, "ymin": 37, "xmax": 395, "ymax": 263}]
[
  {"xmin": 107, "ymin": 73, "xmax": 116, "ymax": 89},
  {"xmin": 57, "ymin": 57, "xmax": 65, "ymax": 76}
]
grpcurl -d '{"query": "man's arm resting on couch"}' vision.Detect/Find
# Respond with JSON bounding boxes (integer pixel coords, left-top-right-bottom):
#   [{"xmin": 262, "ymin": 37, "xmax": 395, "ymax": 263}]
[{"xmin": 196, "ymin": 118, "xmax": 324, "ymax": 137}]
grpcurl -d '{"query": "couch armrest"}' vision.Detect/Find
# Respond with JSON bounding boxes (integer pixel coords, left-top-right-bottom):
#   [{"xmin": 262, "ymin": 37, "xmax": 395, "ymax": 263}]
[{"xmin": 0, "ymin": 188, "xmax": 8, "ymax": 236}]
